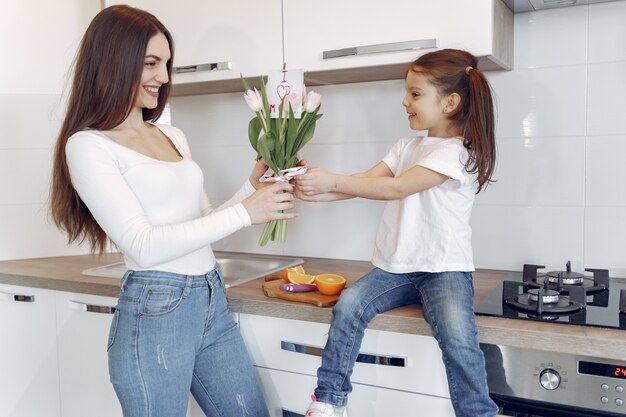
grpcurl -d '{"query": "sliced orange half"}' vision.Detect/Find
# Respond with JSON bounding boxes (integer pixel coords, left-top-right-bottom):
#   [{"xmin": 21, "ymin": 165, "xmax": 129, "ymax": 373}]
[{"xmin": 315, "ymin": 274, "xmax": 347, "ymax": 295}]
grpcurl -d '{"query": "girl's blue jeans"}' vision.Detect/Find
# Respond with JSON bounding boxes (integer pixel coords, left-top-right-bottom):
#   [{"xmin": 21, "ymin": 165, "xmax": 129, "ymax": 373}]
[
  {"xmin": 107, "ymin": 266, "xmax": 269, "ymax": 417},
  {"xmin": 314, "ymin": 268, "xmax": 499, "ymax": 417}
]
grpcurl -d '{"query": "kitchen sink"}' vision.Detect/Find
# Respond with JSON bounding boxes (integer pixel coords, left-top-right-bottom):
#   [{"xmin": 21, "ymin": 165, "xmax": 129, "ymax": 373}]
[{"xmin": 81, "ymin": 253, "xmax": 304, "ymax": 288}]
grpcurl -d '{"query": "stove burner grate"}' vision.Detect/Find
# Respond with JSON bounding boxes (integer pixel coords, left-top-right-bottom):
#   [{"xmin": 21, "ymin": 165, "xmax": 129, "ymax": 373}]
[
  {"xmin": 546, "ymin": 270, "xmax": 584, "ymax": 285},
  {"xmin": 506, "ymin": 293, "xmax": 585, "ymax": 313},
  {"xmin": 502, "ymin": 281, "xmax": 587, "ymax": 315},
  {"xmin": 522, "ymin": 262, "xmax": 609, "ymax": 295}
]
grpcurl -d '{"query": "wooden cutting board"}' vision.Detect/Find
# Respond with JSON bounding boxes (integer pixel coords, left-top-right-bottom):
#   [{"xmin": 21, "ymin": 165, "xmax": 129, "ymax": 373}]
[{"xmin": 262, "ymin": 278, "xmax": 340, "ymax": 307}]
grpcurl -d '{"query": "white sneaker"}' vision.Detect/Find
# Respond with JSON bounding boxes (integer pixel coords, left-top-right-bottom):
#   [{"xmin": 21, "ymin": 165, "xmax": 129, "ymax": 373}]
[{"xmin": 305, "ymin": 395, "xmax": 347, "ymax": 417}]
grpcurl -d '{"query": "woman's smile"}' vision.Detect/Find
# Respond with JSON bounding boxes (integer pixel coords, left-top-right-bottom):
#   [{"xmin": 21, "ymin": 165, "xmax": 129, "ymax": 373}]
[{"xmin": 143, "ymin": 85, "xmax": 160, "ymax": 98}]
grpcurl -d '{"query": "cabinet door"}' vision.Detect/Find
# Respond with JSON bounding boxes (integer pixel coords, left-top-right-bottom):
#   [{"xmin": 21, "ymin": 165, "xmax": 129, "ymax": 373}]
[
  {"xmin": 0, "ymin": 284, "xmax": 61, "ymax": 417},
  {"xmin": 239, "ymin": 314, "xmax": 449, "ymax": 397},
  {"xmin": 284, "ymin": 0, "xmax": 504, "ymax": 71},
  {"xmin": 105, "ymin": 0, "xmax": 283, "ymax": 84},
  {"xmin": 256, "ymin": 367, "xmax": 454, "ymax": 417},
  {"xmin": 55, "ymin": 291, "xmax": 122, "ymax": 417}
]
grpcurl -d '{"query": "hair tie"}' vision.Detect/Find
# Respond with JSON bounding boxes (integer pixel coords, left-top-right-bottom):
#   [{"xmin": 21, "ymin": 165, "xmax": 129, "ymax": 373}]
[{"xmin": 465, "ymin": 66, "xmax": 473, "ymax": 75}]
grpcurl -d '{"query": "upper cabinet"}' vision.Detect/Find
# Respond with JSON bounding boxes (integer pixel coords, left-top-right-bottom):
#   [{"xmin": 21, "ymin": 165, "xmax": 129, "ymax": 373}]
[
  {"xmin": 284, "ymin": 0, "xmax": 512, "ymax": 79},
  {"xmin": 105, "ymin": 0, "xmax": 283, "ymax": 89},
  {"xmin": 104, "ymin": 0, "xmax": 512, "ymax": 95}
]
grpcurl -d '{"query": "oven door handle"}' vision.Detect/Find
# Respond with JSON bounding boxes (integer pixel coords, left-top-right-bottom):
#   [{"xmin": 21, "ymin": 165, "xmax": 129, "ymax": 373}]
[{"xmin": 491, "ymin": 393, "xmax": 616, "ymax": 417}]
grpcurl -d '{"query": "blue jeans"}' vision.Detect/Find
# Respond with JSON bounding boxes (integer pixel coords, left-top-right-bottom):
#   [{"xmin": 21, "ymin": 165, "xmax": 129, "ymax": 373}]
[
  {"xmin": 315, "ymin": 268, "xmax": 498, "ymax": 417},
  {"xmin": 108, "ymin": 266, "xmax": 269, "ymax": 417}
]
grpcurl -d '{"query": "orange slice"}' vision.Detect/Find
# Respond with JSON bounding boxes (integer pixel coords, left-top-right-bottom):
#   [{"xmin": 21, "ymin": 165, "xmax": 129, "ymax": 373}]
[
  {"xmin": 281, "ymin": 265, "xmax": 306, "ymax": 281},
  {"xmin": 315, "ymin": 274, "xmax": 347, "ymax": 295},
  {"xmin": 287, "ymin": 272, "xmax": 316, "ymax": 285}
]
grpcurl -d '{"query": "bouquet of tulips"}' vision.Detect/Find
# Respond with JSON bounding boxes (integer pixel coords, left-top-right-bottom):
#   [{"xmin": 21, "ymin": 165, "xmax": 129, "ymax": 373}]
[{"xmin": 241, "ymin": 75, "xmax": 323, "ymax": 246}]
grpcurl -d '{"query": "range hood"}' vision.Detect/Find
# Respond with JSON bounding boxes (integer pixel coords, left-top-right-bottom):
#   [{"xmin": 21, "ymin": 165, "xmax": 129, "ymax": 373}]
[{"xmin": 504, "ymin": 0, "xmax": 621, "ymax": 12}]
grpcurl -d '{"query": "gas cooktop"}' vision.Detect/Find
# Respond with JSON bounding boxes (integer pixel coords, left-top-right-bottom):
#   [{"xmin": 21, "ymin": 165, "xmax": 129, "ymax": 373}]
[{"xmin": 475, "ymin": 262, "xmax": 626, "ymax": 330}]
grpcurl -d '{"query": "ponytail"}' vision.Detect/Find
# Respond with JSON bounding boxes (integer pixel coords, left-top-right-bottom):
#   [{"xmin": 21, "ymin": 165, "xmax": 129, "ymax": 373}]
[
  {"xmin": 410, "ymin": 49, "xmax": 496, "ymax": 193},
  {"xmin": 463, "ymin": 67, "xmax": 496, "ymax": 194}
]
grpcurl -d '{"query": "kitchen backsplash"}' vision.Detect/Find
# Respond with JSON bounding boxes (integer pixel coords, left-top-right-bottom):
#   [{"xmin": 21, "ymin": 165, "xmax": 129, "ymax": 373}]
[
  {"xmin": 0, "ymin": 0, "xmax": 99, "ymax": 260},
  {"xmin": 1, "ymin": 1, "xmax": 624, "ymax": 277},
  {"xmin": 172, "ymin": 2, "xmax": 626, "ymax": 276}
]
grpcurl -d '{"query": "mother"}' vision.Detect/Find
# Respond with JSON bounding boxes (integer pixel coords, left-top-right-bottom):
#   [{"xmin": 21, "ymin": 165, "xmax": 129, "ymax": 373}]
[{"xmin": 50, "ymin": 5, "xmax": 292, "ymax": 417}]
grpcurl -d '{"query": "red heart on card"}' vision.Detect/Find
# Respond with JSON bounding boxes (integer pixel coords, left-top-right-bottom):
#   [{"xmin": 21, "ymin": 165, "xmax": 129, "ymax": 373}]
[{"xmin": 277, "ymin": 84, "xmax": 291, "ymax": 100}]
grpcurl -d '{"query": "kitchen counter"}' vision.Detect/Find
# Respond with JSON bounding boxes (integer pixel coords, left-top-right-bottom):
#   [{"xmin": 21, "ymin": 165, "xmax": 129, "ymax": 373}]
[{"xmin": 0, "ymin": 252, "xmax": 624, "ymax": 361}]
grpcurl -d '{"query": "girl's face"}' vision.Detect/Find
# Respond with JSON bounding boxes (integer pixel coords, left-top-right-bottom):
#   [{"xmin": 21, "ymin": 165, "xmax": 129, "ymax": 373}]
[
  {"xmin": 402, "ymin": 70, "xmax": 453, "ymax": 137},
  {"xmin": 134, "ymin": 32, "xmax": 171, "ymax": 110}
]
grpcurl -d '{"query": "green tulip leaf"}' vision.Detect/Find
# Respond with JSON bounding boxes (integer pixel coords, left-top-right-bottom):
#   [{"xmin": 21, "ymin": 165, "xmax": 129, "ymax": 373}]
[
  {"xmin": 248, "ymin": 117, "xmax": 261, "ymax": 152},
  {"xmin": 293, "ymin": 121, "xmax": 317, "ymax": 155},
  {"xmin": 285, "ymin": 106, "xmax": 298, "ymax": 158},
  {"xmin": 257, "ymin": 134, "xmax": 280, "ymax": 174},
  {"xmin": 240, "ymin": 74, "xmax": 252, "ymax": 92}
]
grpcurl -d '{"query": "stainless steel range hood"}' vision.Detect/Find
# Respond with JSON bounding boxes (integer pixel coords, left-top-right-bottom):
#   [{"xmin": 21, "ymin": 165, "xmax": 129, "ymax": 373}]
[{"xmin": 504, "ymin": 0, "xmax": 621, "ymax": 12}]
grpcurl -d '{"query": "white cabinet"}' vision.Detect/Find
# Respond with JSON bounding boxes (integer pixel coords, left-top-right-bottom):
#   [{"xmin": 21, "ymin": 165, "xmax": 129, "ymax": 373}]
[
  {"xmin": 55, "ymin": 291, "xmax": 121, "ymax": 417},
  {"xmin": 257, "ymin": 368, "xmax": 454, "ymax": 417},
  {"xmin": 0, "ymin": 281, "xmax": 208, "ymax": 417},
  {"xmin": 0, "ymin": 284, "xmax": 61, "ymax": 417},
  {"xmin": 283, "ymin": 0, "xmax": 512, "ymax": 73},
  {"xmin": 239, "ymin": 314, "xmax": 454, "ymax": 416},
  {"xmin": 105, "ymin": 0, "xmax": 283, "ymax": 85},
  {"xmin": 55, "ymin": 291, "xmax": 205, "ymax": 417},
  {"xmin": 102, "ymin": 0, "xmax": 512, "ymax": 94}
]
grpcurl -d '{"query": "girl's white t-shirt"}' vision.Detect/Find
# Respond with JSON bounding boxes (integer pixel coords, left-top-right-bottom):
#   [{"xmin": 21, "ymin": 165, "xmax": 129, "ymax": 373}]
[
  {"xmin": 65, "ymin": 124, "xmax": 253, "ymax": 275},
  {"xmin": 372, "ymin": 136, "xmax": 476, "ymax": 274}
]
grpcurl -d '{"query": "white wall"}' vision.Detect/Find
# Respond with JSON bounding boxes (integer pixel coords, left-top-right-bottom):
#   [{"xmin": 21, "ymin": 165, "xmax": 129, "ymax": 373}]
[
  {"xmin": 3, "ymin": 2, "xmax": 625, "ymax": 278},
  {"xmin": 0, "ymin": 0, "xmax": 101, "ymax": 260},
  {"xmin": 171, "ymin": 2, "xmax": 626, "ymax": 277}
]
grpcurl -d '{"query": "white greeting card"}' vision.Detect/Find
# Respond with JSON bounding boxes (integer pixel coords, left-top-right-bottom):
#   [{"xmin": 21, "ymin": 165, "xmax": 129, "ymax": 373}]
[{"xmin": 267, "ymin": 69, "xmax": 304, "ymax": 118}]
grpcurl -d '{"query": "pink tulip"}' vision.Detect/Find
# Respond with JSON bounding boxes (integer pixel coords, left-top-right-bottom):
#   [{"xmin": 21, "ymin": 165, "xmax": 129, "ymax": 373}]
[
  {"xmin": 287, "ymin": 92, "xmax": 302, "ymax": 114},
  {"xmin": 243, "ymin": 88, "xmax": 263, "ymax": 112},
  {"xmin": 303, "ymin": 91, "xmax": 321, "ymax": 113}
]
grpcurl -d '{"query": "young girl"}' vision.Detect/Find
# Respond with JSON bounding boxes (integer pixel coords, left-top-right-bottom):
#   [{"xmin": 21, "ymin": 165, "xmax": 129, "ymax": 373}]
[
  {"xmin": 295, "ymin": 49, "xmax": 499, "ymax": 417},
  {"xmin": 50, "ymin": 5, "xmax": 295, "ymax": 417}
]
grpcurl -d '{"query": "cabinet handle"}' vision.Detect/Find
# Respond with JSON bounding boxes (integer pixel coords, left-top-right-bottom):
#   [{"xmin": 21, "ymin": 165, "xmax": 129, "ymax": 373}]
[
  {"xmin": 174, "ymin": 61, "xmax": 232, "ymax": 74},
  {"xmin": 0, "ymin": 291, "xmax": 35, "ymax": 302},
  {"xmin": 68, "ymin": 300, "xmax": 115, "ymax": 314},
  {"xmin": 323, "ymin": 38, "xmax": 438, "ymax": 60},
  {"xmin": 281, "ymin": 341, "xmax": 406, "ymax": 367}
]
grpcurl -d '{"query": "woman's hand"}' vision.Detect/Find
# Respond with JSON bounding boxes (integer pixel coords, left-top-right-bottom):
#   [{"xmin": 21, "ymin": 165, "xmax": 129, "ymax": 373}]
[
  {"xmin": 294, "ymin": 167, "xmax": 337, "ymax": 196},
  {"xmin": 242, "ymin": 182, "xmax": 297, "ymax": 224},
  {"xmin": 249, "ymin": 159, "xmax": 270, "ymax": 190}
]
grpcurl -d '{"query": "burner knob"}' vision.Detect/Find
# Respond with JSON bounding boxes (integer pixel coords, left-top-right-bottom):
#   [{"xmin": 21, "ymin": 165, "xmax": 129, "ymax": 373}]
[{"xmin": 540, "ymin": 369, "xmax": 561, "ymax": 390}]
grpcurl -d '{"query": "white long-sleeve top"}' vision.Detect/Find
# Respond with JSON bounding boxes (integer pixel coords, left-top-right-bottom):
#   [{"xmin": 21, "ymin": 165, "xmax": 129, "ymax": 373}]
[{"xmin": 65, "ymin": 123, "xmax": 253, "ymax": 275}]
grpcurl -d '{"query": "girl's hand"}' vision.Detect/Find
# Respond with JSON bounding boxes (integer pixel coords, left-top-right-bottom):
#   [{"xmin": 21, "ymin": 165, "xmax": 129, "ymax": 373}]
[
  {"xmin": 295, "ymin": 188, "xmax": 347, "ymax": 202},
  {"xmin": 249, "ymin": 158, "xmax": 270, "ymax": 190},
  {"xmin": 242, "ymin": 182, "xmax": 297, "ymax": 224},
  {"xmin": 295, "ymin": 167, "xmax": 337, "ymax": 195}
]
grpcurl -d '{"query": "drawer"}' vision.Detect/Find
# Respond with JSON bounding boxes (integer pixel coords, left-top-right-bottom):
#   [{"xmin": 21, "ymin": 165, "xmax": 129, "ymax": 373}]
[
  {"xmin": 239, "ymin": 314, "xmax": 449, "ymax": 397},
  {"xmin": 256, "ymin": 367, "xmax": 454, "ymax": 417}
]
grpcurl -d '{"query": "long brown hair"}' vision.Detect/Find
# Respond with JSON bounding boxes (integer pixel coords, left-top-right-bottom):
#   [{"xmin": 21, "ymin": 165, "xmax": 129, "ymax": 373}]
[
  {"xmin": 410, "ymin": 49, "xmax": 496, "ymax": 193},
  {"xmin": 50, "ymin": 5, "xmax": 174, "ymax": 253}
]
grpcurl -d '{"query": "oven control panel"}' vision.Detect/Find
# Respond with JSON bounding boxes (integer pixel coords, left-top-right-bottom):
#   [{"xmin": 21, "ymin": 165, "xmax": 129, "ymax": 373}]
[{"xmin": 481, "ymin": 344, "xmax": 626, "ymax": 415}]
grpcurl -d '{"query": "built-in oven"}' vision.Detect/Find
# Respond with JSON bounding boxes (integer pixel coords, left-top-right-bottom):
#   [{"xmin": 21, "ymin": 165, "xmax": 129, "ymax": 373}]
[
  {"xmin": 481, "ymin": 344, "xmax": 626, "ymax": 417},
  {"xmin": 475, "ymin": 262, "xmax": 626, "ymax": 417}
]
